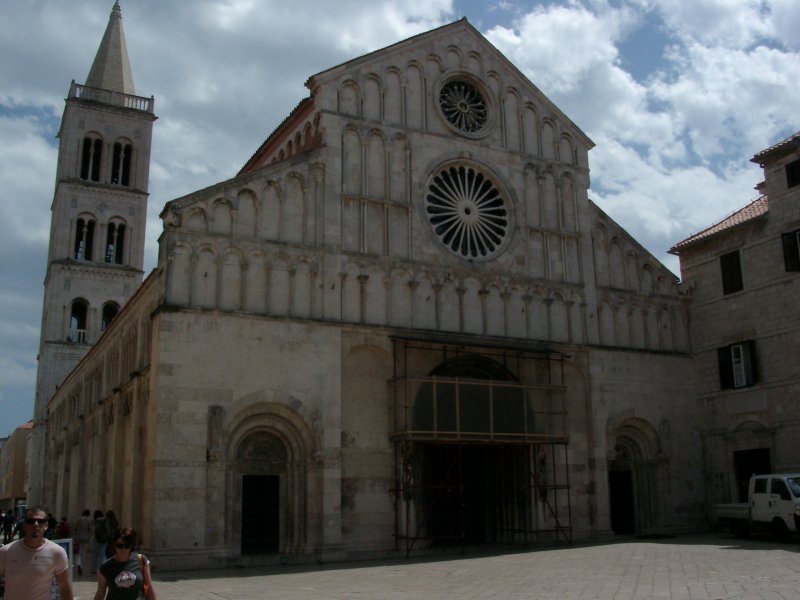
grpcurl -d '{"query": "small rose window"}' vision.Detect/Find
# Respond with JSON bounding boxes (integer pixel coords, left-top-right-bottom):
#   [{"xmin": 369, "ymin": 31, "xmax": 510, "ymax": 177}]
[{"xmin": 438, "ymin": 80, "xmax": 488, "ymax": 133}]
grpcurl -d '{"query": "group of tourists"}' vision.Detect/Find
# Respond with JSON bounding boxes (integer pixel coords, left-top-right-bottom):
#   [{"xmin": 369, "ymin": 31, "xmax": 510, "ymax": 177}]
[
  {"xmin": 0, "ymin": 505, "xmax": 156, "ymax": 599},
  {"xmin": 1, "ymin": 509, "xmax": 72, "ymax": 544},
  {"xmin": 74, "ymin": 508, "xmax": 120, "ymax": 576}
]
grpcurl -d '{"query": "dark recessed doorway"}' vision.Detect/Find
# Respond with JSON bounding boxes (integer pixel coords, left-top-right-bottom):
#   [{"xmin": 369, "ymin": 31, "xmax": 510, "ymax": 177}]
[
  {"xmin": 241, "ymin": 474, "xmax": 279, "ymax": 554},
  {"xmin": 608, "ymin": 470, "xmax": 635, "ymax": 535},
  {"xmin": 733, "ymin": 448, "xmax": 771, "ymax": 502}
]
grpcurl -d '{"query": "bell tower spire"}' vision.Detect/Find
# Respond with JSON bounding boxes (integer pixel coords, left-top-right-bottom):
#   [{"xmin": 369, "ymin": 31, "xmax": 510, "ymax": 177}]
[
  {"xmin": 28, "ymin": 1, "xmax": 157, "ymax": 504},
  {"xmin": 85, "ymin": 1, "xmax": 136, "ymax": 95}
]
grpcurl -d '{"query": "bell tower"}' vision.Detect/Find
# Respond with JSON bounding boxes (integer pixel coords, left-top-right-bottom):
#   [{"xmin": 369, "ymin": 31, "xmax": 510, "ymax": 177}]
[{"xmin": 28, "ymin": 1, "xmax": 156, "ymax": 503}]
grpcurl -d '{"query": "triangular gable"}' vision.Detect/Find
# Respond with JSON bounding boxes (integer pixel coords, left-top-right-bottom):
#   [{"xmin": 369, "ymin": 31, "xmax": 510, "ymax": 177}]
[
  {"xmin": 307, "ymin": 18, "xmax": 594, "ymax": 150},
  {"xmin": 240, "ymin": 18, "xmax": 595, "ymax": 175}
]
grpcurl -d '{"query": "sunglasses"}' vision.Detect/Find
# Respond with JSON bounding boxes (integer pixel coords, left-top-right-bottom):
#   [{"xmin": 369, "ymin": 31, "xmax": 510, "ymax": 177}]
[
  {"xmin": 25, "ymin": 518, "xmax": 47, "ymax": 525},
  {"xmin": 115, "ymin": 542, "xmax": 132, "ymax": 549}
]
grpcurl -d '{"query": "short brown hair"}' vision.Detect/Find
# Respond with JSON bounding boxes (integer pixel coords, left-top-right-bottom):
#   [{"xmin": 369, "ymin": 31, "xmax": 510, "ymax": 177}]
[{"xmin": 25, "ymin": 506, "xmax": 47, "ymax": 519}]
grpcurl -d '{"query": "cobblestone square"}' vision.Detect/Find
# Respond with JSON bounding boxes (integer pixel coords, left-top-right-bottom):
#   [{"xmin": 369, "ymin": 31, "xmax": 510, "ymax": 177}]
[{"xmin": 71, "ymin": 534, "xmax": 800, "ymax": 599}]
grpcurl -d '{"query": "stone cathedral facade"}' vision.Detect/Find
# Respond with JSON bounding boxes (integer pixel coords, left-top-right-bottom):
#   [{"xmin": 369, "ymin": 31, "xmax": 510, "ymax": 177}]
[{"xmin": 38, "ymin": 11, "xmax": 709, "ymax": 570}]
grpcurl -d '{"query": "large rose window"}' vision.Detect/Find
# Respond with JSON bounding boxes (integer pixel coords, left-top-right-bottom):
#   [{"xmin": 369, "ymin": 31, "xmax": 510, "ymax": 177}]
[{"xmin": 425, "ymin": 165, "xmax": 509, "ymax": 259}]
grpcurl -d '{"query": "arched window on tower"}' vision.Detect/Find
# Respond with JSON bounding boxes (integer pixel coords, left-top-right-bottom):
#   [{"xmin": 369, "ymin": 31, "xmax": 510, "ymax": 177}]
[
  {"xmin": 74, "ymin": 218, "xmax": 95, "ymax": 261},
  {"xmin": 69, "ymin": 299, "xmax": 89, "ymax": 343},
  {"xmin": 101, "ymin": 301, "xmax": 120, "ymax": 332},
  {"xmin": 105, "ymin": 221, "xmax": 126, "ymax": 264},
  {"xmin": 80, "ymin": 136, "xmax": 103, "ymax": 182},
  {"xmin": 111, "ymin": 141, "xmax": 133, "ymax": 186}
]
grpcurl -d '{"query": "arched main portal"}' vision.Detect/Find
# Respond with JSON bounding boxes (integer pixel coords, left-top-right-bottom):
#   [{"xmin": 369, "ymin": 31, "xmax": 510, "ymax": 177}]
[
  {"xmin": 392, "ymin": 341, "xmax": 571, "ymax": 554},
  {"xmin": 608, "ymin": 418, "xmax": 669, "ymax": 535},
  {"xmin": 414, "ymin": 355, "xmax": 531, "ymax": 544}
]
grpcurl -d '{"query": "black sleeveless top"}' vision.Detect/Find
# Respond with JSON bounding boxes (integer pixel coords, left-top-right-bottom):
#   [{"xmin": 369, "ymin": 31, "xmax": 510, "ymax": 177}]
[{"xmin": 99, "ymin": 553, "xmax": 146, "ymax": 600}]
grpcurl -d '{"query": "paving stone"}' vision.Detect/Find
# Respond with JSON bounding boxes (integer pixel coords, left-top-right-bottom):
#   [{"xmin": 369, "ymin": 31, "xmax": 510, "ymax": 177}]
[{"xmin": 69, "ymin": 534, "xmax": 800, "ymax": 600}]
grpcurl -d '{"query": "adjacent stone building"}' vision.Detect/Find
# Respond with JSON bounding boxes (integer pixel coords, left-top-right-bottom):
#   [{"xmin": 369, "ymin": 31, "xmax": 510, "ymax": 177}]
[
  {"xmin": 0, "ymin": 421, "xmax": 32, "ymax": 512},
  {"xmin": 670, "ymin": 132, "xmax": 800, "ymax": 507},
  {"xmin": 35, "ymin": 5, "xmax": 718, "ymax": 570}
]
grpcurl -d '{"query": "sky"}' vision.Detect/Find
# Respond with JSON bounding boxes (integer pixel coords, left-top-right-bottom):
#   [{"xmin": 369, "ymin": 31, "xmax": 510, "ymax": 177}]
[{"xmin": 0, "ymin": 0, "xmax": 798, "ymax": 437}]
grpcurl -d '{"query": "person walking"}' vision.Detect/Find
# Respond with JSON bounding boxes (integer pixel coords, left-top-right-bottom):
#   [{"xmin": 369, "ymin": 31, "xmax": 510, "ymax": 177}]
[
  {"xmin": 0, "ymin": 506, "xmax": 74, "ymax": 600},
  {"xmin": 2, "ymin": 510, "xmax": 14, "ymax": 543},
  {"xmin": 75, "ymin": 508, "xmax": 93, "ymax": 576},
  {"xmin": 55, "ymin": 516, "xmax": 72, "ymax": 539},
  {"xmin": 45, "ymin": 513, "xmax": 57, "ymax": 539},
  {"xmin": 92, "ymin": 509, "xmax": 109, "ymax": 574},
  {"xmin": 93, "ymin": 526, "xmax": 156, "ymax": 600}
]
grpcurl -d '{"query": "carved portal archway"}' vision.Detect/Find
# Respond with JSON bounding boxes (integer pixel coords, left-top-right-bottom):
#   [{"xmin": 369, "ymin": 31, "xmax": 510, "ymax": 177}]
[
  {"xmin": 608, "ymin": 418, "xmax": 669, "ymax": 535},
  {"xmin": 223, "ymin": 402, "xmax": 317, "ymax": 557}
]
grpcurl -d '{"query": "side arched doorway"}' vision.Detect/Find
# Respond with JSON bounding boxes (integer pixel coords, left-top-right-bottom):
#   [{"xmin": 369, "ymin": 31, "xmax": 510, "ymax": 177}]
[
  {"xmin": 224, "ymin": 402, "xmax": 316, "ymax": 558},
  {"xmin": 608, "ymin": 418, "xmax": 669, "ymax": 535},
  {"xmin": 236, "ymin": 432, "xmax": 286, "ymax": 553}
]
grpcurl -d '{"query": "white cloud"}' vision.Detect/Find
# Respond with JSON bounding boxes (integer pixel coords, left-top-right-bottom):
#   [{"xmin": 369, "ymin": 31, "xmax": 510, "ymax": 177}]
[
  {"xmin": 0, "ymin": 115, "xmax": 57, "ymax": 245},
  {"xmin": 655, "ymin": 0, "xmax": 773, "ymax": 49},
  {"xmin": 769, "ymin": 0, "xmax": 800, "ymax": 48},
  {"xmin": 650, "ymin": 43, "xmax": 800, "ymax": 160},
  {"xmin": 486, "ymin": 3, "xmax": 634, "ymax": 95},
  {"xmin": 591, "ymin": 133, "xmax": 758, "ymax": 235}
]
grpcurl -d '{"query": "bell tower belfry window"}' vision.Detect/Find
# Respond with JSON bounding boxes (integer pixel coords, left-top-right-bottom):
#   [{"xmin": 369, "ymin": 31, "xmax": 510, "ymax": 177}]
[
  {"xmin": 105, "ymin": 221, "xmax": 126, "ymax": 264},
  {"xmin": 111, "ymin": 141, "xmax": 133, "ymax": 186},
  {"xmin": 80, "ymin": 136, "xmax": 103, "ymax": 181},
  {"xmin": 30, "ymin": 1, "xmax": 157, "ymax": 504},
  {"xmin": 74, "ymin": 217, "xmax": 96, "ymax": 260}
]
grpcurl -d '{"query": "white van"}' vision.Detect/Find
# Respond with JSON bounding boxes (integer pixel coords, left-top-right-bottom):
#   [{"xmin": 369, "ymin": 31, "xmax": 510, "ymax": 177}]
[
  {"xmin": 749, "ymin": 474, "xmax": 800, "ymax": 536},
  {"xmin": 714, "ymin": 473, "xmax": 800, "ymax": 538}
]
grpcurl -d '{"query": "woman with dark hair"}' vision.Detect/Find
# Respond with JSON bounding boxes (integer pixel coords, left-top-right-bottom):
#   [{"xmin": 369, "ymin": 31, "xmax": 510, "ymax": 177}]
[{"xmin": 93, "ymin": 527, "xmax": 156, "ymax": 600}]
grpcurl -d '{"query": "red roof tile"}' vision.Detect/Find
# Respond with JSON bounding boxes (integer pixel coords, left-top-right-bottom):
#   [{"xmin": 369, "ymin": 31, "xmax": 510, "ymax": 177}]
[
  {"xmin": 752, "ymin": 131, "xmax": 800, "ymax": 165},
  {"xmin": 669, "ymin": 195, "xmax": 768, "ymax": 254}
]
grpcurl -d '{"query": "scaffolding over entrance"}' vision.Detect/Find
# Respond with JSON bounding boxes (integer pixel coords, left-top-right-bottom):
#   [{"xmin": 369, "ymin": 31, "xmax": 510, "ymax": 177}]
[{"xmin": 390, "ymin": 338, "xmax": 573, "ymax": 556}]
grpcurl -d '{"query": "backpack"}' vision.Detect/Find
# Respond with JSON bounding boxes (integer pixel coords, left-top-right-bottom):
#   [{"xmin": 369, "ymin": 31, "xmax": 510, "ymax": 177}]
[{"xmin": 95, "ymin": 519, "xmax": 108, "ymax": 543}]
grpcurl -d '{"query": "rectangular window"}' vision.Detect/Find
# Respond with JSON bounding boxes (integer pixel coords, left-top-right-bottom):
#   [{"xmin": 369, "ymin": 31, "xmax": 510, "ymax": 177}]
[
  {"xmin": 786, "ymin": 158, "xmax": 800, "ymax": 188},
  {"xmin": 781, "ymin": 230, "xmax": 800, "ymax": 271},
  {"xmin": 720, "ymin": 250, "xmax": 743, "ymax": 294},
  {"xmin": 717, "ymin": 340, "xmax": 757, "ymax": 389}
]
